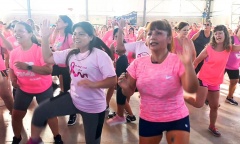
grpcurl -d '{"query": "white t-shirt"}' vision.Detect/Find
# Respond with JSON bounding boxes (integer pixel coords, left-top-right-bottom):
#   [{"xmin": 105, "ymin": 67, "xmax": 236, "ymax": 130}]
[
  {"xmin": 124, "ymin": 41, "xmax": 150, "ymax": 58},
  {"xmin": 53, "ymin": 48, "xmax": 116, "ymax": 113}
]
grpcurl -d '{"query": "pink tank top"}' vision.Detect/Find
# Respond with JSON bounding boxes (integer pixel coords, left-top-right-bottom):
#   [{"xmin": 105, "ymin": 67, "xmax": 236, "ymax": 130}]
[
  {"xmin": 173, "ymin": 37, "xmax": 183, "ymax": 53},
  {"xmin": 198, "ymin": 45, "xmax": 231, "ymax": 85}
]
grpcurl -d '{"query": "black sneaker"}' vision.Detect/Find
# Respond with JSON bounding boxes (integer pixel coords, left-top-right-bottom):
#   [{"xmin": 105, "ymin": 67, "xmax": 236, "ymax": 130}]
[
  {"xmin": 54, "ymin": 134, "xmax": 63, "ymax": 144},
  {"xmin": 12, "ymin": 136, "xmax": 22, "ymax": 144},
  {"xmin": 225, "ymin": 97, "xmax": 238, "ymax": 105},
  {"xmin": 126, "ymin": 115, "xmax": 136, "ymax": 122},
  {"xmin": 67, "ymin": 114, "xmax": 77, "ymax": 126},
  {"xmin": 52, "ymin": 82, "xmax": 59, "ymax": 90},
  {"xmin": 107, "ymin": 112, "xmax": 116, "ymax": 119}
]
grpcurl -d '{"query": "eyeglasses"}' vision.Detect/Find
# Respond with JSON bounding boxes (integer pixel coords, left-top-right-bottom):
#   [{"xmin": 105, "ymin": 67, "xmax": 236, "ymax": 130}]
[{"xmin": 204, "ymin": 24, "xmax": 210, "ymax": 26}]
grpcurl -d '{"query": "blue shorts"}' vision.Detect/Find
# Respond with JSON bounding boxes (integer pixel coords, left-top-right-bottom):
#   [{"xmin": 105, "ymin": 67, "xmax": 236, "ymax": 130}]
[{"xmin": 139, "ymin": 116, "xmax": 190, "ymax": 137}]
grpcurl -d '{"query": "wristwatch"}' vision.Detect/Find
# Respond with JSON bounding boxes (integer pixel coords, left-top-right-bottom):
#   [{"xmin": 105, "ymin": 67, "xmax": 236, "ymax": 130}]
[{"xmin": 27, "ymin": 65, "xmax": 32, "ymax": 71}]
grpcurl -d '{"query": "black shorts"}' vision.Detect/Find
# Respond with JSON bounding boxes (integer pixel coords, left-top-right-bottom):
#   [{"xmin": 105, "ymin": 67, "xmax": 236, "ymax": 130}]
[
  {"xmin": 139, "ymin": 116, "xmax": 190, "ymax": 137},
  {"xmin": 225, "ymin": 69, "xmax": 239, "ymax": 79},
  {"xmin": 0, "ymin": 70, "xmax": 8, "ymax": 77},
  {"xmin": 14, "ymin": 86, "xmax": 53, "ymax": 111}
]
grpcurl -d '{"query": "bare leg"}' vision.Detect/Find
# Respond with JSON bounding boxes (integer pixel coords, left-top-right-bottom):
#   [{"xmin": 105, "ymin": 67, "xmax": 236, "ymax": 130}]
[
  {"xmin": 48, "ymin": 117, "xmax": 59, "ymax": 136},
  {"xmin": 0, "ymin": 77, "xmax": 14, "ymax": 113},
  {"xmin": 207, "ymin": 91, "xmax": 220, "ymax": 127},
  {"xmin": 227, "ymin": 79, "xmax": 238, "ymax": 98},
  {"xmin": 12, "ymin": 109, "xmax": 27, "ymax": 138}
]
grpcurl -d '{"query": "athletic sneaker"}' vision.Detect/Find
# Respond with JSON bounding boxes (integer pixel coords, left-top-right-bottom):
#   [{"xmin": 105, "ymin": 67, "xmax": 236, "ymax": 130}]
[
  {"xmin": 107, "ymin": 115, "xmax": 126, "ymax": 126},
  {"xmin": 126, "ymin": 115, "xmax": 136, "ymax": 122},
  {"xmin": 208, "ymin": 126, "xmax": 221, "ymax": 137},
  {"xmin": 54, "ymin": 134, "xmax": 63, "ymax": 144},
  {"xmin": 225, "ymin": 97, "xmax": 238, "ymax": 105},
  {"xmin": 26, "ymin": 138, "xmax": 44, "ymax": 144},
  {"xmin": 12, "ymin": 136, "xmax": 22, "ymax": 144},
  {"xmin": 68, "ymin": 114, "xmax": 77, "ymax": 126},
  {"xmin": 107, "ymin": 112, "xmax": 116, "ymax": 119}
]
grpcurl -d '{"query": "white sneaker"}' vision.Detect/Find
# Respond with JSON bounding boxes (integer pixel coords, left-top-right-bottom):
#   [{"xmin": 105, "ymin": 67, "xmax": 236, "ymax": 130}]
[{"xmin": 107, "ymin": 115, "xmax": 126, "ymax": 126}]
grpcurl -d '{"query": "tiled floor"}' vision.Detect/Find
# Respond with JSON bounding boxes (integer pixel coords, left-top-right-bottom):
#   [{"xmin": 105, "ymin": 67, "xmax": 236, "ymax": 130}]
[{"xmin": 1, "ymin": 75, "xmax": 240, "ymax": 144}]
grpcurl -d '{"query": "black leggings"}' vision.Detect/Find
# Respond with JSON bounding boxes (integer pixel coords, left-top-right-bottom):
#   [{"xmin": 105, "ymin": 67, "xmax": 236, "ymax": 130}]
[
  {"xmin": 32, "ymin": 93, "xmax": 105, "ymax": 144},
  {"xmin": 52, "ymin": 65, "xmax": 71, "ymax": 92}
]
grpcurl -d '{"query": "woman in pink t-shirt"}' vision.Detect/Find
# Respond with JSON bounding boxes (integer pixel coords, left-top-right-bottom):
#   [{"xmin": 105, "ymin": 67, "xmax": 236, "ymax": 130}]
[
  {"xmin": 27, "ymin": 21, "xmax": 116, "ymax": 144},
  {"xmin": 225, "ymin": 26, "xmax": 240, "ymax": 106},
  {"xmin": 9, "ymin": 22, "xmax": 63, "ymax": 144},
  {"xmin": 50, "ymin": 15, "xmax": 76, "ymax": 125},
  {"xmin": 173, "ymin": 22, "xmax": 196, "ymax": 61},
  {"xmin": 118, "ymin": 20, "xmax": 199, "ymax": 144},
  {"xmin": 0, "ymin": 32, "xmax": 14, "ymax": 116},
  {"xmin": 187, "ymin": 25, "xmax": 240, "ymax": 137}
]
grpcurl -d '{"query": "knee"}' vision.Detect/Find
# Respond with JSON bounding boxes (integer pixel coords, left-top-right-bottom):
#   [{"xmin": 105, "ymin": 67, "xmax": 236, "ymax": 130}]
[
  {"xmin": 209, "ymin": 105, "xmax": 219, "ymax": 111},
  {"xmin": 12, "ymin": 110, "xmax": 26, "ymax": 121}
]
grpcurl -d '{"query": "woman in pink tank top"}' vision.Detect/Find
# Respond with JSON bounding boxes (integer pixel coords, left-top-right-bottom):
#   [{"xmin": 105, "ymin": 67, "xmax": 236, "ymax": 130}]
[
  {"xmin": 172, "ymin": 22, "xmax": 196, "ymax": 61},
  {"xmin": 185, "ymin": 25, "xmax": 240, "ymax": 137}
]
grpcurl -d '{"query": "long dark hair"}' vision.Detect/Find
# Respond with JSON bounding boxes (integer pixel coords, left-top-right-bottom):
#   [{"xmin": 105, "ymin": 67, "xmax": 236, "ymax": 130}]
[
  {"xmin": 65, "ymin": 22, "xmax": 112, "ymax": 66},
  {"xmin": 16, "ymin": 21, "xmax": 40, "ymax": 46},
  {"xmin": 59, "ymin": 15, "xmax": 73, "ymax": 44}
]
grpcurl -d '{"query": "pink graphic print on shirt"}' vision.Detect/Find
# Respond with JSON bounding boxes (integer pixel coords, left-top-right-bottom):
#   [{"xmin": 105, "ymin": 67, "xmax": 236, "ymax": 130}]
[{"xmin": 70, "ymin": 62, "xmax": 88, "ymax": 78}]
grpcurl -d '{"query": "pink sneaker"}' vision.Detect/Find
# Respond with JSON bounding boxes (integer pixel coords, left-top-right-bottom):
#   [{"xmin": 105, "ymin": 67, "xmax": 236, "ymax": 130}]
[
  {"xmin": 107, "ymin": 115, "xmax": 126, "ymax": 126},
  {"xmin": 27, "ymin": 138, "xmax": 44, "ymax": 144}
]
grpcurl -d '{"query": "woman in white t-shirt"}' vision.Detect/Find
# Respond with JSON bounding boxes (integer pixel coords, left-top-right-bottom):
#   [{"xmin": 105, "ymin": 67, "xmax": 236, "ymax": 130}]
[{"xmin": 27, "ymin": 20, "xmax": 116, "ymax": 144}]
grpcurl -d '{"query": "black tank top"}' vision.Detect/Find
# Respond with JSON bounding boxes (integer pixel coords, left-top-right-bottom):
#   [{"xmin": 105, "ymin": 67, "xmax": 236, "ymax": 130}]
[{"xmin": 193, "ymin": 30, "xmax": 212, "ymax": 56}]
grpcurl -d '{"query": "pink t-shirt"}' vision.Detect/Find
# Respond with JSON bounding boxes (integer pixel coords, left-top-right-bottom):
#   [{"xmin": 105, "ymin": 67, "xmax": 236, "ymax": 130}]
[
  {"xmin": 124, "ymin": 41, "xmax": 150, "ymax": 58},
  {"xmin": 52, "ymin": 34, "xmax": 73, "ymax": 51},
  {"xmin": 7, "ymin": 36, "xmax": 20, "ymax": 49},
  {"xmin": 127, "ymin": 53, "xmax": 188, "ymax": 122},
  {"xmin": 198, "ymin": 45, "xmax": 231, "ymax": 85},
  {"xmin": 9, "ymin": 44, "xmax": 52, "ymax": 93},
  {"xmin": 53, "ymin": 48, "xmax": 116, "ymax": 113},
  {"xmin": 0, "ymin": 38, "xmax": 6, "ymax": 70},
  {"xmin": 102, "ymin": 30, "xmax": 113, "ymax": 47},
  {"xmin": 226, "ymin": 35, "xmax": 240, "ymax": 70}
]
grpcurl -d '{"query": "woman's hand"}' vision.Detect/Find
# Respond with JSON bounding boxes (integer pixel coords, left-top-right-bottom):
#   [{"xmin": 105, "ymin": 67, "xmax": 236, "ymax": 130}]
[
  {"xmin": 14, "ymin": 62, "xmax": 28, "ymax": 70},
  {"xmin": 118, "ymin": 72, "xmax": 128, "ymax": 89},
  {"xmin": 177, "ymin": 38, "xmax": 193, "ymax": 66},
  {"xmin": 40, "ymin": 20, "xmax": 53, "ymax": 39}
]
